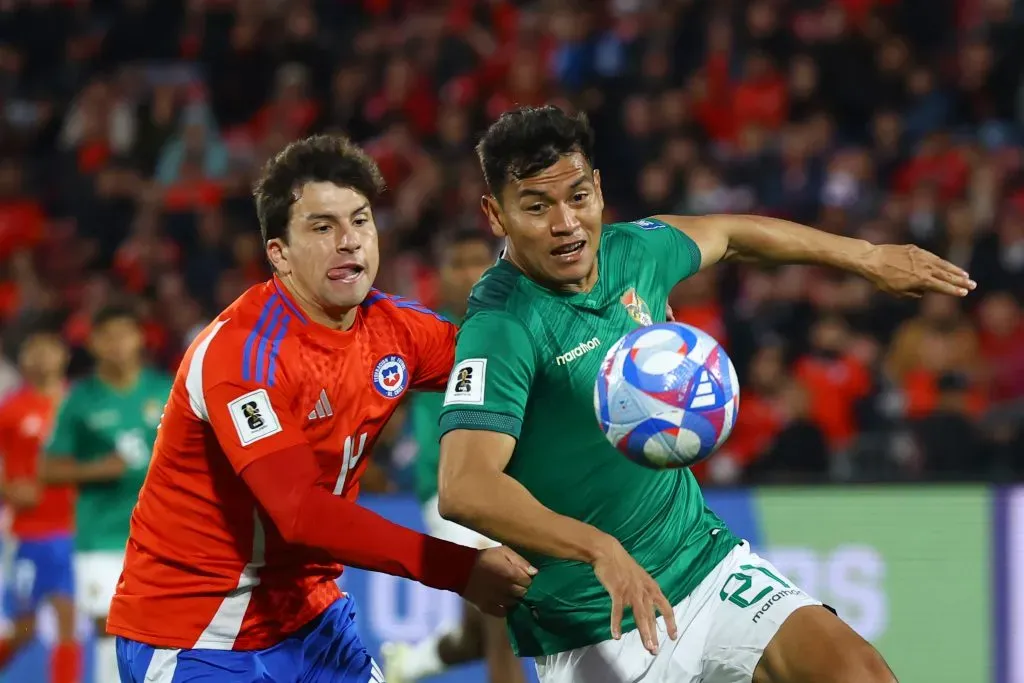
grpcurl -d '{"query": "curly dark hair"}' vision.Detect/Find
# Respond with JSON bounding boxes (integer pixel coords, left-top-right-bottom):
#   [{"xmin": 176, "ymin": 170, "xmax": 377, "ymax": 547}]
[
  {"xmin": 476, "ymin": 105, "xmax": 596, "ymax": 199},
  {"xmin": 253, "ymin": 134, "xmax": 386, "ymax": 244}
]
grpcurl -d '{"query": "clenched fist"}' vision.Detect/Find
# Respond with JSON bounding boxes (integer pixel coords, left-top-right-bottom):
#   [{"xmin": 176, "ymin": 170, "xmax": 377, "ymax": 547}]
[{"xmin": 461, "ymin": 546, "xmax": 537, "ymax": 617}]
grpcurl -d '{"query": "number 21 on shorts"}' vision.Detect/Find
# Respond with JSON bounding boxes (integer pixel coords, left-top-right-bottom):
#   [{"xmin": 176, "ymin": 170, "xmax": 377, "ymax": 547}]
[{"xmin": 719, "ymin": 564, "xmax": 790, "ymax": 608}]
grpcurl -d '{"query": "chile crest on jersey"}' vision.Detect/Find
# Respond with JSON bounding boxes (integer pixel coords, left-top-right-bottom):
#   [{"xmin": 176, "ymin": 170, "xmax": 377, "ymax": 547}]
[{"xmin": 373, "ymin": 355, "xmax": 409, "ymax": 399}]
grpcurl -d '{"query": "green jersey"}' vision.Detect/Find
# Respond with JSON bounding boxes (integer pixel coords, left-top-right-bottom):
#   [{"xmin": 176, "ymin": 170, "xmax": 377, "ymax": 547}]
[
  {"xmin": 46, "ymin": 368, "xmax": 173, "ymax": 552},
  {"xmin": 439, "ymin": 218, "xmax": 741, "ymax": 656},
  {"xmin": 411, "ymin": 311, "xmax": 460, "ymax": 504}
]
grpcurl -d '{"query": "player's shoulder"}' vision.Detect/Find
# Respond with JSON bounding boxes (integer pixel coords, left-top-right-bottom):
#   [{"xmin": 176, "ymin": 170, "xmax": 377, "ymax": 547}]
[
  {"xmin": 466, "ymin": 259, "xmax": 528, "ymax": 316},
  {"xmin": 187, "ymin": 282, "xmax": 307, "ymax": 390},
  {"xmin": 0, "ymin": 388, "xmax": 22, "ymax": 423},
  {"xmin": 62, "ymin": 376, "xmax": 95, "ymax": 403},
  {"xmin": 141, "ymin": 367, "xmax": 174, "ymax": 392},
  {"xmin": 360, "ymin": 289, "xmax": 450, "ymax": 328},
  {"xmin": 603, "ymin": 217, "xmax": 675, "ymax": 242}
]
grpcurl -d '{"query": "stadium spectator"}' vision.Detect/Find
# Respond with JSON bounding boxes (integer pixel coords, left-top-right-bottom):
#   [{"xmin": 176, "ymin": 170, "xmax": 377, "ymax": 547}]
[{"xmin": 0, "ymin": 0, "xmax": 1019, "ymax": 486}]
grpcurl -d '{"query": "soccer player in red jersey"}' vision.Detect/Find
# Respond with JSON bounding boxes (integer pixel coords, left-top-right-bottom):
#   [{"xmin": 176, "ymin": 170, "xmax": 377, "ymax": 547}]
[
  {"xmin": 108, "ymin": 134, "xmax": 535, "ymax": 683},
  {"xmin": 0, "ymin": 320, "xmax": 80, "ymax": 683}
]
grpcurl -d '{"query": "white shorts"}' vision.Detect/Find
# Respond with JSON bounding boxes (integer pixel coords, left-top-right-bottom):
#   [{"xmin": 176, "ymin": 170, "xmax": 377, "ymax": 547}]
[
  {"xmin": 74, "ymin": 551, "xmax": 124, "ymax": 619},
  {"xmin": 422, "ymin": 495, "xmax": 499, "ymax": 549},
  {"xmin": 535, "ymin": 542, "xmax": 821, "ymax": 683}
]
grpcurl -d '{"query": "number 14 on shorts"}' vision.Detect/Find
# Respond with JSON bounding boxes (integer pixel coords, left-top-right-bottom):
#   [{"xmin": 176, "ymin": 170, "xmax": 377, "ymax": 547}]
[{"xmin": 719, "ymin": 564, "xmax": 791, "ymax": 609}]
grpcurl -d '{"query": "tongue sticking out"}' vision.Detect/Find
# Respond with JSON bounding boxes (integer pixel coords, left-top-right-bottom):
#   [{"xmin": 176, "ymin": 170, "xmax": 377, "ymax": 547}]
[{"xmin": 328, "ymin": 266, "xmax": 362, "ymax": 282}]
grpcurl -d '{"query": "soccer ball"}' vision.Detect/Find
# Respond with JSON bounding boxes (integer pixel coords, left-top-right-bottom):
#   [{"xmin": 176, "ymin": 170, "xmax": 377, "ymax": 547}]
[{"xmin": 594, "ymin": 322, "xmax": 740, "ymax": 469}]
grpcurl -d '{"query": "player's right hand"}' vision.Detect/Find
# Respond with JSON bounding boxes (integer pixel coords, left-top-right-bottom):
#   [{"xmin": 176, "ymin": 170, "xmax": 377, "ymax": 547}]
[
  {"xmin": 461, "ymin": 546, "xmax": 537, "ymax": 617},
  {"xmin": 592, "ymin": 537, "xmax": 678, "ymax": 655}
]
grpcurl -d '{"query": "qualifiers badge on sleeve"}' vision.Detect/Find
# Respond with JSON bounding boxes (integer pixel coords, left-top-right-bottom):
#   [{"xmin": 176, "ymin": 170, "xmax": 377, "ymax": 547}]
[{"xmin": 373, "ymin": 355, "xmax": 409, "ymax": 399}]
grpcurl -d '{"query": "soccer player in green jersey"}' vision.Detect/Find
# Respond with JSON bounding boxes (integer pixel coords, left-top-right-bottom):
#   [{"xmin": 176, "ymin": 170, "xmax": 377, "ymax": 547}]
[
  {"xmin": 435, "ymin": 106, "xmax": 974, "ymax": 683},
  {"xmin": 383, "ymin": 229, "xmax": 524, "ymax": 683},
  {"xmin": 42, "ymin": 304, "xmax": 173, "ymax": 683}
]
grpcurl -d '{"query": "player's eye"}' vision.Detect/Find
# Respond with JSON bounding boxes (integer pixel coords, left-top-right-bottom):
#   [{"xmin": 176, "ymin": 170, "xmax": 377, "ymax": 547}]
[
  {"xmin": 353, "ymin": 216, "xmax": 370, "ymax": 227},
  {"xmin": 313, "ymin": 224, "xmax": 331, "ymax": 233},
  {"xmin": 572, "ymin": 192, "xmax": 589, "ymax": 204},
  {"xmin": 524, "ymin": 203, "xmax": 546, "ymax": 215}
]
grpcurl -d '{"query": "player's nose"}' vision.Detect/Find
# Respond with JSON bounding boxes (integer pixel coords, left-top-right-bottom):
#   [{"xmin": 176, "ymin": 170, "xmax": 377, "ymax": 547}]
[
  {"xmin": 552, "ymin": 202, "xmax": 580, "ymax": 234},
  {"xmin": 334, "ymin": 224, "xmax": 363, "ymax": 252}
]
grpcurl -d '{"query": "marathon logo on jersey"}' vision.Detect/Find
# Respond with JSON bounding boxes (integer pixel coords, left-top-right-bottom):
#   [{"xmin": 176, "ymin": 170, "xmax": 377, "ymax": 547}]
[
  {"xmin": 444, "ymin": 359, "xmax": 486, "ymax": 406},
  {"xmin": 621, "ymin": 288, "xmax": 653, "ymax": 326},
  {"xmin": 373, "ymin": 355, "xmax": 409, "ymax": 399},
  {"xmin": 227, "ymin": 389, "xmax": 282, "ymax": 446},
  {"xmin": 556, "ymin": 337, "xmax": 602, "ymax": 366}
]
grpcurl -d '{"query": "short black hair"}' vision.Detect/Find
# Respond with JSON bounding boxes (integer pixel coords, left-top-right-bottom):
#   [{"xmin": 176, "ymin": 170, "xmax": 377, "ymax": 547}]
[
  {"xmin": 6, "ymin": 312, "xmax": 64, "ymax": 358},
  {"xmin": 476, "ymin": 105, "xmax": 596, "ymax": 198},
  {"xmin": 92, "ymin": 303, "xmax": 140, "ymax": 329},
  {"xmin": 253, "ymin": 134, "xmax": 386, "ymax": 244}
]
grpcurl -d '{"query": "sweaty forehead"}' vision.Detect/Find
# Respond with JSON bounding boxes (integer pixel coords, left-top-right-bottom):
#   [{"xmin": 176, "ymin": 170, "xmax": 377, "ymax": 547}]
[
  {"xmin": 292, "ymin": 181, "xmax": 369, "ymax": 218},
  {"xmin": 511, "ymin": 154, "xmax": 592, "ymax": 197}
]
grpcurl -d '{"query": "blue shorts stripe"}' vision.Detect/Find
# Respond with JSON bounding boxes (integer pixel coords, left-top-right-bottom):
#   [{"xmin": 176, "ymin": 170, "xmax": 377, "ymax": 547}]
[{"xmin": 116, "ymin": 598, "xmax": 371, "ymax": 683}]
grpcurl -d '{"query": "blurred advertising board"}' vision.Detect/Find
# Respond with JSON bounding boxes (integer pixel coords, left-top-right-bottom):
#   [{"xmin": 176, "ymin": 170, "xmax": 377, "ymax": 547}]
[
  {"xmin": 1007, "ymin": 487, "xmax": 1024, "ymax": 683},
  {"xmin": 0, "ymin": 486, "xmax": 1002, "ymax": 683}
]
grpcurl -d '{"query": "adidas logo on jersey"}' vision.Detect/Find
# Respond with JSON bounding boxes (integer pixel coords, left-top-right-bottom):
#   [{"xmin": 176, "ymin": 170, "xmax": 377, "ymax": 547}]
[{"xmin": 308, "ymin": 389, "xmax": 334, "ymax": 421}]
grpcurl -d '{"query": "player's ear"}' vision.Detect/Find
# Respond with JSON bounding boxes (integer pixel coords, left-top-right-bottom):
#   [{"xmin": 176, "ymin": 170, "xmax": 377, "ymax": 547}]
[
  {"xmin": 266, "ymin": 238, "xmax": 291, "ymax": 276},
  {"xmin": 593, "ymin": 169, "xmax": 605, "ymax": 207},
  {"xmin": 481, "ymin": 194, "xmax": 507, "ymax": 239}
]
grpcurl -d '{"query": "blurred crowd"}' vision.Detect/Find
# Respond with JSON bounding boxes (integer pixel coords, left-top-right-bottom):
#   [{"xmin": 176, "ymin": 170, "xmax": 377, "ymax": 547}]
[{"xmin": 0, "ymin": 0, "xmax": 1022, "ymax": 487}]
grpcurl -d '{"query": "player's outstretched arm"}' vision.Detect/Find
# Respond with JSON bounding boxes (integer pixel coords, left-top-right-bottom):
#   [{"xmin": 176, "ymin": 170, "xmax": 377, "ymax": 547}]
[
  {"xmin": 439, "ymin": 430, "xmax": 678, "ymax": 653},
  {"xmin": 655, "ymin": 213, "xmax": 976, "ymax": 298},
  {"xmin": 439, "ymin": 429, "xmax": 611, "ymax": 562},
  {"xmin": 239, "ymin": 444, "xmax": 534, "ymax": 615}
]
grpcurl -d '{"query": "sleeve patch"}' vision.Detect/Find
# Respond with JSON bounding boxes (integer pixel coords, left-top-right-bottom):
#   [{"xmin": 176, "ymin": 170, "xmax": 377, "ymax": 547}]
[
  {"xmin": 227, "ymin": 389, "xmax": 283, "ymax": 446},
  {"xmin": 631, "ymin": 218, "xmax": 668, "ymax": 231},
  {"xmin": 444, "ymin": 359, "xmax": 487, "ymax": 406}
]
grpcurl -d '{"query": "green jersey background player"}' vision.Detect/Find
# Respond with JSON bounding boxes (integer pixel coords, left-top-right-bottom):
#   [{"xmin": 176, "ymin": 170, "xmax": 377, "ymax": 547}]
[
  {"xmin": 42, "ymin": 304, "xmax": 172, "ymax": 683},
  {"xmin": 436, "ymin": 106, "xmax": 974, "ymax": 683},
  {"xmin": 383, "ymin": 229, "xmax": 524, "ymax": 683}
]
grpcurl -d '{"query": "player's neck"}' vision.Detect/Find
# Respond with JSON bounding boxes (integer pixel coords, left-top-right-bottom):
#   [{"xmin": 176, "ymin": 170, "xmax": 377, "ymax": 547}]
[
  {"xmin": 277, "ymin": 276, "xmax": 357, "ymax": 331},
  {"xmin": 503, "ymin": 252, "xmax": 599, "ymax": 294},
  {"xmin": 26, "ymin": 375, "xmax": 63, "ymax": 400},
  {"xmin": 307, "ymin": 306, "xmax": 358, "ymax": 331},
  {"xmin": 96, "ymin": 364, "xmax": 140, "ymax": 390}
]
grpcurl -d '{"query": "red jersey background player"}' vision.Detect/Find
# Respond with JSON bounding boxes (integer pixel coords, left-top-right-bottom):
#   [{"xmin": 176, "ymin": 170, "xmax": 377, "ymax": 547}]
[
  {"xmin": 0, "ymin": 318, "xmax": 79, "ymax": 683},
  {"xmin": 109, "ymin": 134, "xmax": 535, "ymax": 683}
]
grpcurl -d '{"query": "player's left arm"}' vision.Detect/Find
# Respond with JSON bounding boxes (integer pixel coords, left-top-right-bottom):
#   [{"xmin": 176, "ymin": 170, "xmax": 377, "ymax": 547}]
[
  {"xmin": 41, "ymin": 390, "xmax": 126, "ymax": 485},
  {"xmin": 404, "ymin": 305, "xmax": 458, "ymax": 392},
  {"xmin": 0, "ymin": 414, "xmax": 43, "ymax": 509},
  {"xmin": 438, "ymin": 313, "xmax": 617, "ymax": 562},
  {"xmin": 652, "ymin": 214, "xmax": 975, "ymax": 298}
]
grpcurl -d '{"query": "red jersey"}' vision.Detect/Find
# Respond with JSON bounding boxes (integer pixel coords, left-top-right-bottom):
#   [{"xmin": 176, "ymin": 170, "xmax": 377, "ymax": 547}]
[
  {"xmin": 0, "ymin": 385, "xmax": 74, "ymax": 538},
  {"xmin": 108, "ymin": 278, "xmax": 456, "ymax": 650}
]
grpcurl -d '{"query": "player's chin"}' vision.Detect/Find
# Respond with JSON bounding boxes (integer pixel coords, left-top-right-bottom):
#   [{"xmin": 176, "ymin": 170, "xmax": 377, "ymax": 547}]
[
  {"xmin": 323, "ymin": 278, "xmax": 372, "ymax": 309},
  {"xmin": 548, "ymin": 246, "xmax": 594, "ymax": 280}
]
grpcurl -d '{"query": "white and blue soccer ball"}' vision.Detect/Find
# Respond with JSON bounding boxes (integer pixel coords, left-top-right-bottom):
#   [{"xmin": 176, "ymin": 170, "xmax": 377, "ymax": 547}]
[{"xmin": 594, "ymin": 322, "xmax": 740, "ymax": 469}]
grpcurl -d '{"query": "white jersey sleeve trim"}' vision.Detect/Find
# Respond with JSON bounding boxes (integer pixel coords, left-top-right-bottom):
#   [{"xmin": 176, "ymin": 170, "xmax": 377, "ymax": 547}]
[{"xmin": 185, "ymin": 319, "xmax": 230, "ymax": 422}]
